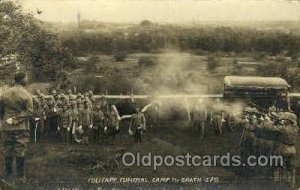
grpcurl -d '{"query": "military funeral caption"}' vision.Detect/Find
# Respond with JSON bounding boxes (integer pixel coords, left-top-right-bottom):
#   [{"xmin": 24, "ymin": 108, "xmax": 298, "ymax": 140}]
[{"xmin": 87, "ymin": 177, "xmax": 220, "ymax": 184}]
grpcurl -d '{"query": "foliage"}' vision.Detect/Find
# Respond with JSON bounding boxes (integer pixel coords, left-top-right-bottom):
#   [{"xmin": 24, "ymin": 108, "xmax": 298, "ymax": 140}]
[
  {"xmin": 60, "ymin": 25, "xmax": 300, "ymax": 56},
  {"xmin": 138, "ymin": 56, "xmax": 157, "ymax": 68},
  {"xmin": 206, "ymin": 55, "xmax": 220, "ymax": 71},
  {"xmin": 0, "ymin": 1, "xmax": 76, "ymax": 81}
]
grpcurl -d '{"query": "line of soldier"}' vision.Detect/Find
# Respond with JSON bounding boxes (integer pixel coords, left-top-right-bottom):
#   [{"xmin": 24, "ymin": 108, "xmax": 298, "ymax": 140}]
[
  {"xmin": 32, "ymin": 89, "xmax": 147, "ymax": 145},
  {"xmin": 191, "ymin": 98, "xmax": 227, "ymax": 138}
]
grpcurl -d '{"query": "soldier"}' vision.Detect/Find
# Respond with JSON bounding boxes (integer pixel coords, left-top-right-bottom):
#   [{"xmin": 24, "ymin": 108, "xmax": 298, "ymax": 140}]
[
  {"xmin": 105, "ymin": 105, "xmax": 120, "ymax": 145},
  {"xmin": 92, "ymin": 104, "xmax": 105, "ymax": 144},
  {"xmin": 88, "ymin": 90, "xmax": 96, "ymax": 104},
  {"xmin": 51, "ymin": 89, "xmax": 60, "ymax": 103},
  {"xmin": 210, "ymin": 98, "xmax": 225, "ymax": 135},
  {"xmin": 99, "ymin": 94, "xmax": 109, "ymax": 114},
  {"xmin": 45, "ymin": 99, "xmax": 60, "ymax": 142},
  {"xmin": 69, "ymin": 98, "xmax": 79, "ymax": 143},
  {"xmin": 67, "ymin": 89, "xmax": 73, "ymax": 99},
  {"xmin": 58, "ymin": 104, "xmax": 71, "ymax": 144},
  {"xmin": 77, "ymin": 99, "xmax": 84, "ymax": 112},
  {"xmin": 128, "ymin": 106, "xmax": 146, "ymax": 143},
  {"xmin": 59, "ymin": 93, "xmax": 70, "ymax": 108},
  {"xmin": 192, "ymin": 99, "xmax": 208, "ymax": 139},
  {"xmin": 0, "ymin": 72, "xmax": 33, "ymax": 182},
  {"xmin": 78, "ymin": 100, "xmax": 93, "ymax": 144},
  {"xmin": 32, "ymin": 99, "xmax": 46, "ymax": 142},
  {"xmin": 84, "ymin": 92, "xmax": 93, "ymax": 110}
]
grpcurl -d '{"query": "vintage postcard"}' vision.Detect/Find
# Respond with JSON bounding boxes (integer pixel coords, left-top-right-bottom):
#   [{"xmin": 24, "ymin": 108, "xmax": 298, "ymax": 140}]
[{"xmin": 0, "ymin": 0, "xmax": 300, "ymax": 189}]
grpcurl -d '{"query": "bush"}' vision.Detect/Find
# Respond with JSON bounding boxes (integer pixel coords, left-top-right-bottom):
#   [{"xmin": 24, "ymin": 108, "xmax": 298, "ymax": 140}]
[
  {"xmin": 113, "ymin": 51, "xmax": 127, "ymax": 62},
  {"xmin": 206, "ymin": 55, "xmax": 220, "ymax": 71},
  {"xmin": 138, "ymin": 56, "xmax": 158, "ymax": 68},
  {"xmin": 84, "ymin": 56, "xmax": 99, "ymax": 72}
]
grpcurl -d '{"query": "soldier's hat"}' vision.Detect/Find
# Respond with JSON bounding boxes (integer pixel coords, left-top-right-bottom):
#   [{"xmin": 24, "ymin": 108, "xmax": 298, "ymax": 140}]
[
  {"xmin": 69, "ymin": 95, "xmax": 76, "ymax": 100},
  {"xmin": 38, "ymin": 92, "xmax": 45, "ymax": 98},
  {"xmin": 88, "ymin": 91, "xmax": 93, "ymax": 96},
  {"xmin": 84, "ymin": 92, "xmax": 89, "ymax": 97},
  {"xmin": 281, "ymin": 112, "xmax": 297, "ymax": 124},
  {"xmin": 52, "ymin": 89, "xmax": 58, "ymax": 95},
  {"xmin": 68, "ymin": 89, "xmax": 72, "ymax": 93}
]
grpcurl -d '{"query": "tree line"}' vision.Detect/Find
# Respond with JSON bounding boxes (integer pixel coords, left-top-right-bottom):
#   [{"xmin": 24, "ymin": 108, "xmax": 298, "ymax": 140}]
[{"xmin": 60, "ymin": 24, "xmax": 300, "ymax": 57}]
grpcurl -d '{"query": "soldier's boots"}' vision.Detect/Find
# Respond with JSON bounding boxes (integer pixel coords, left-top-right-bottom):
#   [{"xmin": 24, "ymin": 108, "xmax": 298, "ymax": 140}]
[{"xmin": 4, "ymin": 157, "xmax": 13, "ymax": 180}]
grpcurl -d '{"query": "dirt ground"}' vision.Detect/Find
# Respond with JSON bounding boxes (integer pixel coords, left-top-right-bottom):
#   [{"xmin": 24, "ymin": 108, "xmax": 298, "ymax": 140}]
[{"xmin": 0, "ymin": 121, "xmax": 298, "ymax": 189}]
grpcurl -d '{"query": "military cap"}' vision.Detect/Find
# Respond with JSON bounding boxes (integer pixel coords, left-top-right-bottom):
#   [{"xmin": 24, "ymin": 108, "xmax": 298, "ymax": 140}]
[
  {"xmin": 52, "ymin": 89, "xmax": 58, "ymax": 95},
  {"xmin": 281, "ymin": 112, "xmax": 297, "ymax": 124}
]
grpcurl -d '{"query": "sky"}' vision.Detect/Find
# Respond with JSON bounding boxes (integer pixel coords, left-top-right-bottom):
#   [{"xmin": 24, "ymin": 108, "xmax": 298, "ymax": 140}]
[{"xmin": 17, "ymin": 0, "xmax": 300, "ymax": 23}]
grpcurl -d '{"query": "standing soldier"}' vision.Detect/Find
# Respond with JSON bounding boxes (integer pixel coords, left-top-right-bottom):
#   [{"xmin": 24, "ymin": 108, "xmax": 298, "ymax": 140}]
[
  {"xmin": 78, "ymin": 101, "xmax": 93, "ymax": 144},
  {"xmin": 106, "ymin": 105, "xmax": 120, "ymax": 145},
  {"xmin": 67, "ymin": 89, "xmax": 73, "ymax": 99},
  {"xmin": 0, "ymin": 72, "xmax": 33, "ymax": 182},
  {"xmin": 99, "ymin": 94, "xmax": 109, "ymax": 114},
  {"xmin": 92, "ymin": 104, "xmax": 105, "ymax": 144},
  {"xmin": 32, "ymin": 100, "xmax": 46, "ymax": 143},
  {"xmin": 58, "ymin": 104, "xmax": 71, "ymax": 144},
  {"xmin": 210, "ymin": 98, "xmax": 225, "ymax": 135},
  {"xmin": 51, "ymin": 90, "xmax": 60, "ymax": 103},
  {"xmin": 45, "ymin": 99, "xmax": 60, "ymax": 142},
  {"xmin": 88, "ymin": 90, "xmax": 96, "ymax": 104},
  {"xmin": 128, "ymin": 107, "xmax": 146, "ymax": 143},
  {"xmin": 76, "ymin": 99, "xmax": 84, "ymax": 113},
  {"xmin": 69, "ymin": 97, "xmax": 79, "ymax": 143},
  {"xmin": 84, "ymin": 92, "xmax": 93, "ymax": 110},
  {"xmin": 192, "ymin": 99, "xmax": 208, "ymax": 139}
]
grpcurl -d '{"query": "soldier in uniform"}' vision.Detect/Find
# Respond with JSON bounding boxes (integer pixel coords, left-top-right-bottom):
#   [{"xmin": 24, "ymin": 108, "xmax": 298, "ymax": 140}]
[
  {"xmin": 32, "ymin": 99, "xmax": 46, "ymax": 142},
  {"xmin": 84, "ymin": 92, "xmax": 93, "ymax": 110},
  {"xmin": 45, "ymin": 99, "xmax": 60, "ymax": 142},
  {"xmin": 88, "ymin": 90, "xmax": 96, "ymax": 104},
  {"xmin": 0, "ymin": 72, "xmax": 33, "ymax": 182},
  {"xmin": 99, "ymin": 94, "xmax": 109, "ymax": 114},
  {"xmin": 92, "ymin": 104, "xmax": 105, "ymax": 144},
  {"xmin": 67, "ymin": 89, "xmax": 73, "ymax": 99},
  {"xmin": 105, "ymin": 105, "xmax": 120, "ymax": 145},
  {"xmin": 76, "ymin": 99, "xmax": 84, "ymax": 113},
  {"xmin": 128, "ymin": 106, "xmax": 146, "ymax": 143},
  {"xmin": 69, "ymin": 98, "xmax": 79, "ymax": 143},
  {"xmin": 192, "ymin": 99, "xmax": 208, "ymax": 139},
  {"xmin": 58, "ymin": 104, "xmax": 71, "ymax": 144},
  {"xmin": 78, "ymin": 100, "xmax": 93, "ymax": 144},
  {"xmin": 210, "ymin": 98, "xmax": 225, "ymax": 135},
  {"xmin": 51, "ymin": 90, "xmax": 60, "ymax": 103}
]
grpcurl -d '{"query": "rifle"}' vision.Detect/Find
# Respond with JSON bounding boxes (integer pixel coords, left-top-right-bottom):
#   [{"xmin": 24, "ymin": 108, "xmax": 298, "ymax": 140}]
[{"xmin": 248, "ymin": 102, "xmax": 281, "ymax": 123}]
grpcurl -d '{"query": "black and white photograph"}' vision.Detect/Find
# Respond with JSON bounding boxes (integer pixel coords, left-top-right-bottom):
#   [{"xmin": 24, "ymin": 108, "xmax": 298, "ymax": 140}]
[{"xmin": 1, "ymin": 0, "xmax": 300, "ymax": 189}]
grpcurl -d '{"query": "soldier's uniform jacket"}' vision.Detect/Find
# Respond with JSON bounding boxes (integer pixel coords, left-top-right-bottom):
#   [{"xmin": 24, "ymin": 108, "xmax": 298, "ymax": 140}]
[
  {"xmin": 130, "ymin": 112, "xmax": 146, "ymax": 130},
  {"xmin": 69, "ymin": 107, "xmax": 79, "ymax": 131},
  {"xmin": 99, "ymin": 99, "xmax": 109, "ymax": 113},
  {"xmin": 59, "ymin": 109, "xmax": 71, "ymax": 129},
  {"xmin": 0, "ymin": 85, "xmax": 33, "ymax": 131},
  {"xmin": 107, "ymin": 110, "xmax": 119, "ymax": 128},
  {"xmin": 93, "ymin": 109, "xmax": 105, "ymax": 122},
  {"xmin": 79, "ymin": 107, "xmax": 93, "ymax": 126},
  {"xmin": 33, "ymin": 105, "xmax": 46, "ymax": 120}
]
